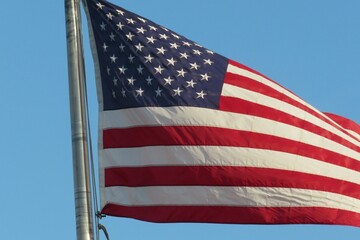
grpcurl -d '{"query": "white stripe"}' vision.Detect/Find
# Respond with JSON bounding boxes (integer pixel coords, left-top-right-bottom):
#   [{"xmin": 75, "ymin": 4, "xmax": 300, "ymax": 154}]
[
  {"xmin": 227, "ymin": 64, "xmax": 355, "ymax": 140},
  {"xmin": 100, "ymin": 107, "xmax": 360, "ymax": 161},
  {"xmin": 101, "ymin": 146, "xmax": 360, "ymax": 185},
  {"xmin": 222, "ymin": 83, "xmax": 360, "ymax": 147},
  {"xmin": 348, "ymin": 130, "xmax": 360, "ymax": 141},
  {"xmin": 103, "ymin": 186, "xmax": 360, "ymax": 214}
]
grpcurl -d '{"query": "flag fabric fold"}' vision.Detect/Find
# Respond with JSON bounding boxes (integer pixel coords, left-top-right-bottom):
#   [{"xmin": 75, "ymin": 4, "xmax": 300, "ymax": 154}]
[{"xmin": 84, "ymin": 0, "xmax": 360, "ymax": 226}]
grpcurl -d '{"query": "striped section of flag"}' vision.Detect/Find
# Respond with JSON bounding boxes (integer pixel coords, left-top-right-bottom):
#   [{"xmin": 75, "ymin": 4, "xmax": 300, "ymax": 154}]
[
  {"xmin": 99, "ymin": 61, "xmax": 360, "ymax": 225},
  {"xmin": 84, "ymin": 0, "xmax": 360, "ymax": 226}
]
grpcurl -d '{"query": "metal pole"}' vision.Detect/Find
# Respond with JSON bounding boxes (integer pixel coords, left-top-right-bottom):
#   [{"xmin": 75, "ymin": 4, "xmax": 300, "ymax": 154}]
[{"xmin": 65, "ymin": 0, "xmax": 94, "ymax": 239}]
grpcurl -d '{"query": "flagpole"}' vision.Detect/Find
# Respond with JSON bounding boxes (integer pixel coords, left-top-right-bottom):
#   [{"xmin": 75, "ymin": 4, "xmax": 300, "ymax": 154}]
[{"xmin": 65, "ymin": 0, "xmax": 94, "ymax": 240}]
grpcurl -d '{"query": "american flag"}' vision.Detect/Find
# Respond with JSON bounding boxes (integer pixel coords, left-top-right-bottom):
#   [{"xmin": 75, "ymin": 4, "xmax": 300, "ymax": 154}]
[{"xmin": 85, "ymin": 0, "xmax": 360, "ymax": 226}]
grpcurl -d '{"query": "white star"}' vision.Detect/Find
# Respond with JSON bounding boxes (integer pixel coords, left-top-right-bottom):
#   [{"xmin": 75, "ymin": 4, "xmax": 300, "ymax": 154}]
[
  {"xmin": 138, "ymin": 17, "xmax": 147, "ymax": 23},
  {"xmin": 135, "ymin": 43, "xmax": 144, "ymax": 52},
  {"xmin": 172, "ymin": 33, "xmax": 181, "ymax": 39},
  {"xmin": 106, "ymin": 66, "xmax": 111, "ymax": 75},
  {"xmin": 186, "ymin": 80, "xmax": 197, "ymax": 88},
  {"xmin": 118, "ymin": 65, "xmax": 127, "ymax": 74},
  {"xmin": 102, "ymin": 42, "xmax": 108, "ymax": 52},
  {"xmin": 180, "ymin": 52, "xmax": 189, "ymax": 59},
  {"xmin": 113, "ymin": 77, "xmax": 118, "ymax": 86},
  {"xmin": 96, "ymin": 2, "xmax": 105, "ymax": 9},
  {"xmin": 127, "ymin": 77, "xmax": 136, "ymax": 85},
  {"xmin": 173, "ymin": 87, "xmax": 183, "ymax": 96},
  {"xmin": 169, "ymin": 42, "xmax": 180, "ymax": 49},
  {"xmin": 109, "ymin": 32, "xmax": 115, "ymax": 41},
  {"xmin": 206, "ymin": 50, "xmax": 214, "ymax": 54},
  {"xmin": 146, "ymin": 76, "xmax": 153, "ymax": 85},
  {"xmin": 204, "ymin": 59, "xmax": 214, "ymax": 65},
  {"xmin": 157, "ymin": 46, "xmax": 167, "ymax": 55},
  {"xmin": 126, "ymin": 18, "xmax": 136, "ymax": 24},
  {"xmin": 159, "ymin": 33, "xmax": 169, "ymax": 40},
  {"xmin": 164, "ymin": 76, "xmax": 174, "ymax": 85},
  {"xmin": 116, "ymin": 9, "xmax": 124, "ymax": 16},
  {"xmin": 200, "ymin": 73, "xmax": 211, "ymax": 81},
  {"xmin": 155, "ymin": 87, "xmax": 163, "ymax": 97},
  {"xmin": 167, "ymin": 58, "xmax": 177, "ymax": 66},
  {"xmin": 121, "ymin": 88, "xmax": 126, "ymax": 97},
  {"xmin": 183, "ymin": 41, "xmax": 192, "ymax": 46},
  {"xmin": 177, "ymin": 69, "xmax": 187, "ymax": 77},
  {"xmin": 116, "ymin": 22, "xmax": 124, "ymax": 30},
  {"xmin": 162, "ymin": 27, "xmax": 169, "ymax": 32},
  {"xmin": 193, "ymin": 49, "xmax": 202, "ymax": 55},
  {"xmin": 137, "ymin": 65, "xmax": 144, "ymax": 74},
  {"xmin": 106, "ymin": 12, "xmax": 114, "ymax": 20},
  {"xmin": 190, "ymin": 62, "xmax": 200, "ymax": 70},
  {"xmin": 128, "ymin": 54, "xmax": 135, "ymax": 63},
  {"xmin": 195, "ymin": 43, "xmax": 203, "ymax": 48},
  {"xmin": 112, "ymin": 90, "xmax": 116, "ymax": 98},
  {"xmin": 144, "ymin": 54, "xmax": 154, "ymax": 63},
  {"xmin": 119, "ymin": 43, "xmax": 125, "ymax": 52},
  {"xmin": 196, "ymin": 90, "xmax": 207, "ymax": 99},
  {"xmin": 110, "ymin": 54, "xmax": 117, "ymax": 63},
  {"xmin": 149, "ymin": 25, "xmax": 157, "ymax": 31},
  {"xmin": 154, "ymin": 65, "xmax": 165, "ymax": 74},
  {"xmin": 100, "ymin": 22, "xmax": 106, "ymax": 30},
  {"xmin": 146, "ymin": 36, "xmax": 156, "ymax": 44},
  {"xmin": 126, "ymin": 32, "xmax": 135, "ymax": 41},
  {"xmin": 135, "ymin": 87, "xmax": 144, "ymax": 97},
  {"xmin": 137, "ymin": 27, "xmax": 147, "ymax": 34}
]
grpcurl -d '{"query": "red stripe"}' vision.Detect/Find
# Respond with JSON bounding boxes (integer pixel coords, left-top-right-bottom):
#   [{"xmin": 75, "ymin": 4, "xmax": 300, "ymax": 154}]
[
  {"xmin": 104, "ymin": 166, "xmax": 360, "ymax": 199},
  {"xmin": 102, "ymin": 204, "xmax": 360, "ymax": 227},
  {"xmin": 224, "ymin": 70, "xmax": 358, "ymax": 141},
  {"xmin": 103, "ymin": 126, "xmax": 360, "ymax": 171},
  {"xmin": 220, "ymin": 96, "xmax": 360, "ymax": 153}
]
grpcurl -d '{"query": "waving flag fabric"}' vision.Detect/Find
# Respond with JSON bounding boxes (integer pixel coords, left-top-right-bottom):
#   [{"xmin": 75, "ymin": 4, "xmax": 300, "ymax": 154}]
[{"xmin": 84, "ymin": 0, "xmax": 360, "ymax": 226}]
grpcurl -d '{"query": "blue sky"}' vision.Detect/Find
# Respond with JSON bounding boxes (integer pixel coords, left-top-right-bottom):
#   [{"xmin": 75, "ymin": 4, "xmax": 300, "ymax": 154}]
[{"xmin": 1, "ymin": 0, "xmax": 359, "ymax": 239}]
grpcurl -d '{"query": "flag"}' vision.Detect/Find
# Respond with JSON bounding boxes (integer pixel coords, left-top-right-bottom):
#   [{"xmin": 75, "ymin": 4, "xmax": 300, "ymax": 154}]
[{"xmin": 84, "ymin": 0, "xmax": 360, "ymax": 226}]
